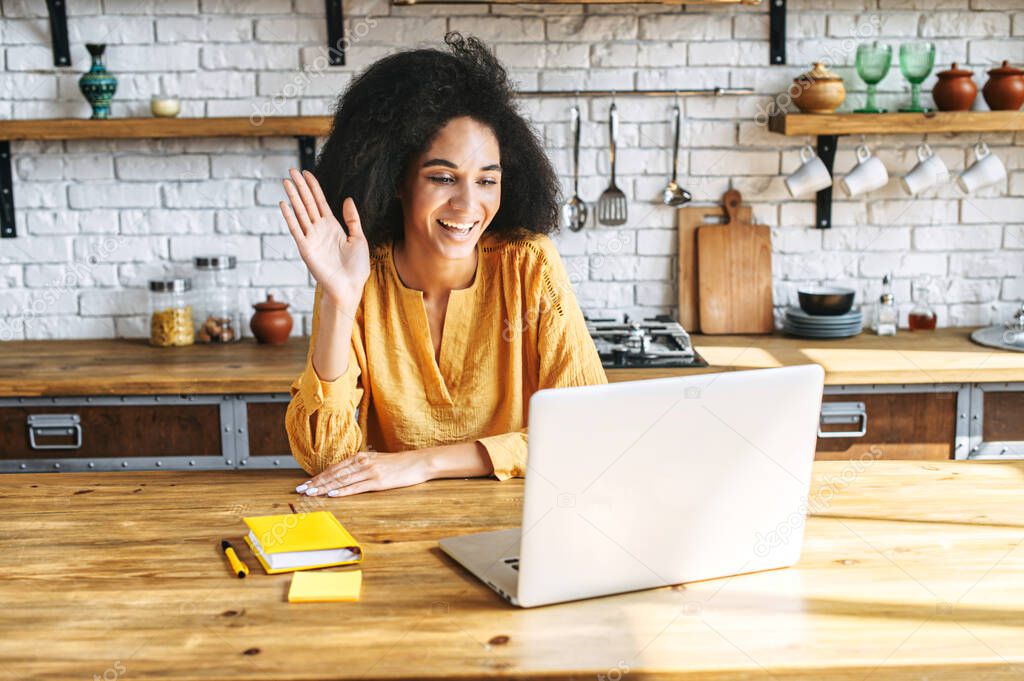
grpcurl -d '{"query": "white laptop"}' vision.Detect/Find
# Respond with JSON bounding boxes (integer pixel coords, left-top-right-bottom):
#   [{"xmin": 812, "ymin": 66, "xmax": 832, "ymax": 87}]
[{"xmin": 439, "ymin": 364, "xmax": 826, "ymax": 608}]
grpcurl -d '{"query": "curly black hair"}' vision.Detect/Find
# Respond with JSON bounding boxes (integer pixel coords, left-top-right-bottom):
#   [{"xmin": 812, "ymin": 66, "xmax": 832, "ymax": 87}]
[{"xmin": 312, "ymin": 32, "xmax": 561, "ymax": 247}]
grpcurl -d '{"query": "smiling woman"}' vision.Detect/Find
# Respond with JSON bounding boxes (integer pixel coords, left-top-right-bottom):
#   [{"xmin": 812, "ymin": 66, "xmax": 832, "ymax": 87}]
[{"xmin": 278, "ymin": 32, "xmax": 606, "ymax": 498}]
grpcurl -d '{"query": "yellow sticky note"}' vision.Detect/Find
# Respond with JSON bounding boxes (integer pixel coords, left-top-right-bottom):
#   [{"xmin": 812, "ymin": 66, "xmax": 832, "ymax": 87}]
[{"xmin": 288, "ymin": 570, "xmax": 362, "ymax": 603}]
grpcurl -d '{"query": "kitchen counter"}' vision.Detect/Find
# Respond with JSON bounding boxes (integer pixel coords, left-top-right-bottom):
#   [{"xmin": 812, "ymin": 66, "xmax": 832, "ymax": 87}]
[
  {"xmin": 1, "ymin": 460, "xmax": 1021, "ymax": 680},
  {"xmin": 0, "ymin": 328, "xmax": 1022, "ymax": 397}
]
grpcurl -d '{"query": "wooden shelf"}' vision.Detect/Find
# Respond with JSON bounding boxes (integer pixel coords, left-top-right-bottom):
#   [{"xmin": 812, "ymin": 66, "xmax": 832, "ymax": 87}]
[
  {"xmin": 0, "ymin": 115, "xmax": 333, "ymax": 142},
  {"xmin": 769, "ymin": 111, "xmax": 1024, "ymax": 137},
  {"xmin": 395, "ymin": 0, "xmax": 757, "ymax": 4},
  {"xmin": 0, "ymin": 116, "xmax": 333, "ymax": 238}
]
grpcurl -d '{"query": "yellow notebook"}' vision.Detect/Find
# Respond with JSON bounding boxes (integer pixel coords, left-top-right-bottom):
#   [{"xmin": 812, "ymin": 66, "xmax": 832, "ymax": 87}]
[
  {"xmin": 288, "ymin": 570, "xmax": 363, "ymax": 603},
  {"xmin": 242, "ymin": 511, "xmax": 362, "ymax": 574}
]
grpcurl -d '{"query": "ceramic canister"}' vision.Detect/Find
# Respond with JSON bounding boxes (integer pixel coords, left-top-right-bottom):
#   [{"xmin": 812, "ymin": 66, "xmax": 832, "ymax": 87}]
[
  {"xmin": 250, "ymin": 295, "xmax": 294, "ymax": 344},
  {"xmin": 792, "ymin": 62, "xmax": 846, "ymax": 114},
  {"xmin": 932, "ymin": 63, "xmax": 977, "ymax": 111},
  {"xmin": 982, "ymin": 61, "xmax": 1024, "ymax": 111}
]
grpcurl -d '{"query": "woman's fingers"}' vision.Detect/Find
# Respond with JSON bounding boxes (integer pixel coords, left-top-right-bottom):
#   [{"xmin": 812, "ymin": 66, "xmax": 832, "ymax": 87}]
[
  {"xmin": 303, "ymin": 469, "xmax": 369, "ymax": 496},
  {"xmin": 309, "ymin": 463, "xmax": 363, "ymax": 493},
  {"xmin": 279, "ymin": 201, "xmax": 306, "ymax": 243},
  {"xmin": 289, "ymin": 167, "xmax": 321, "ymax": 225},
  {"xmin": 303, "ymin": 170, "xmax": 333, "ymax": 221},
  {"xmin": 341, "ymin": 197, "xmax": 365, "ymax": 240},
  {"xmin": 282, "ymin": 177, "xmax": 312, "ymax": 232},
  {"xmin": 322, "ymin": 469, "xmax": 374, "ymax": 496},
  {"xmin": 299, "ymin": 453, "xmax": 373, "ymax": 494},
  {"xmin": 327, "ymin": 479, "xmax": 378, "ymax": 497}
]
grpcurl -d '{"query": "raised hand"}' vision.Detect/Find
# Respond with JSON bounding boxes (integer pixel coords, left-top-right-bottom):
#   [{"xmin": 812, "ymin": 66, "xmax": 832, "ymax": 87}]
[{"xmin": 279, "ymin": 168, "xmax": 370, "ymax": 311}]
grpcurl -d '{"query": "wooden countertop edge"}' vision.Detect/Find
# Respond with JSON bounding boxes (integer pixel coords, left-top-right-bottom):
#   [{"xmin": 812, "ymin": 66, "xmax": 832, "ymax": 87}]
[
  {"xmin": 1, "ymin": 328, "xmax": 1022, "ymax": 397},
  {"xmin": 0, "ymin": 378, "xmax": 291, "ymax": 398},
  {"xmin": 1, "ymin": 368, "xmax": 1019, "ymax": 398},
  {"xmin": 6, "ymin": 458, "xmax": 1018, "ymax": 481}
]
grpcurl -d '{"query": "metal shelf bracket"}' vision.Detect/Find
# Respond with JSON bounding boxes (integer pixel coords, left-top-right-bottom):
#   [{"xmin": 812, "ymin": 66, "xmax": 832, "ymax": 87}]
[
  {"xmin": 815, "ymin": 134, "xmax": 838, "ymax": 229},
  {"xmin": 45, "ymin": 0, "xmax": 71, "ymax": 67},
  {"xmin": 326, "ymin": 0, "xmax": 346, "ymax": 66},
  {"xmin": 1, "ymin": 142, "xmax": 15, "ymax": 239},
  {"xmin": 770, "ymin": 0, "xmax": 786, "ymax": 65},
  {"xmin": 297, "ymin": 136, "xmax": 317, "ymax": 173}
]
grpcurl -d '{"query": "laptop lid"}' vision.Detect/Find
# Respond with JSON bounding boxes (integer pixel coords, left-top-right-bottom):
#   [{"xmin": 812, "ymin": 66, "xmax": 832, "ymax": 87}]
[{"xmin": 515, "ymin": 364, "xmax": 825, "ymax": 608}]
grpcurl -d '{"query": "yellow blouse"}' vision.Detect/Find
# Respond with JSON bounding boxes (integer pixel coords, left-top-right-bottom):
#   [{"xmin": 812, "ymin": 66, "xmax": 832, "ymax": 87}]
[{"xmin": 285, "ymin": 231, "xmax": 608, "ymax": 481}]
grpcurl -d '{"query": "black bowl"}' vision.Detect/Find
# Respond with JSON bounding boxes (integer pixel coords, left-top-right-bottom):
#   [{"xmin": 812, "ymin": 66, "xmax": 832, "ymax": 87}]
[{"xmin": 798, "ymin": 287, "xmax": 856, "ymax": 316}]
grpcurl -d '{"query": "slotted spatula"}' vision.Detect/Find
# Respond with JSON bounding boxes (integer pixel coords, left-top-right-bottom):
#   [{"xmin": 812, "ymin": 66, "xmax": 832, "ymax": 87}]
[{"xmin": 597, "ymin": 102, "xmax": 627, "ymax": 226}]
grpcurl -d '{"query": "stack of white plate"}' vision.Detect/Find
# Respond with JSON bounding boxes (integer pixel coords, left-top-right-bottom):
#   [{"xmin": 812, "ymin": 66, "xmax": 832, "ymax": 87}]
[{"xmin": 783, "ymin": 308, "xmax": 863, "ymax": 338}]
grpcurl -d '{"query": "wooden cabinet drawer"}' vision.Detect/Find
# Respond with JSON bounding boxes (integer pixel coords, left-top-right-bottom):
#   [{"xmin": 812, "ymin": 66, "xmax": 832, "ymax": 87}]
[
  {"xmin": 971, "ymin": 385, "xmax": 1024, "ymax": 458},
  {"xmin": 249, "ymin": 392, "xmax": 967, "ymax": 463},
  {"xmin": 982, "ymin": 391, "xmax": 1024, "ymax": 442},
  {"xmin": 0, "ymin": 400, "xmax": 223, "ymax": 462},
  {"xmin": 247, "ymin": 401, "xmax": 291, "ymax": 457},
  {"xmin": 816, "ymin": 391, "xmax": 959, "ymax": 460}
]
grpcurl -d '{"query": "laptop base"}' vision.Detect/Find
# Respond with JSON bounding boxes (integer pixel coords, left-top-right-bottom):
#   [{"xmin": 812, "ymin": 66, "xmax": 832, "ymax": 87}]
[{"xmin": 439, "ymin": 528, "xmax": 521, "ymax": 606}]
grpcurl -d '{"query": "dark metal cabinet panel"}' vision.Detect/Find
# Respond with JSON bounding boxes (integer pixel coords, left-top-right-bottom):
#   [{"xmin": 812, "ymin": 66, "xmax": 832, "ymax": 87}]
[
  {"xmin": 982, "ymin": 391, "xmax": 1024, "ymax": 443},
  {"xmin": 816, "ymin": 392, "xmax": 958, "ymax": 461},
  {"xmin": 247, "ymin": 401, "xmax": 291, "ymax": 457},
  {"xmin": 0, "ymin": 404, "xmax": 222, "ymax": 458}
]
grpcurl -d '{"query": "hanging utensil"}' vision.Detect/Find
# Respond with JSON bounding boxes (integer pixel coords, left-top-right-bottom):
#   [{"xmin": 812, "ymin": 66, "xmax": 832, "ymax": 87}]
[
  {"xmin": 597, "ymin": 102, "xmax": 627, "ymax": 226},
  {"xmin": 662, "ymin": 103, "xmax": 692, "ymax": 206},
  {"xmin": 562, "ymin": 104, "xmax": 588, "ymax": 232}
]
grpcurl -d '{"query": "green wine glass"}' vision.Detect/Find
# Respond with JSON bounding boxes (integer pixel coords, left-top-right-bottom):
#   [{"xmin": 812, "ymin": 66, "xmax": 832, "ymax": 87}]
[
  {"xmin": 899, "ymin": 42, "xmax": 936, "ymax": 112},
  {"xmin": 854, "ymin": 42, "xmax": 892, "ymax": 113}
]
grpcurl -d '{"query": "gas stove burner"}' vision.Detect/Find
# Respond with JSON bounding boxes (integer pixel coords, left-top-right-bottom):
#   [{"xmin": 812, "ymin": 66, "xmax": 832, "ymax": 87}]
[{"xmin": 585, "ymin": 314, "xmax": 708, "ymax": 369}]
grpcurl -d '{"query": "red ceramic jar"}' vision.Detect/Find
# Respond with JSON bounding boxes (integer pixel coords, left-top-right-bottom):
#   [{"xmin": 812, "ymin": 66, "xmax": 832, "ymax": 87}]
[
  {"xmin": 250, "ymin": 294, "xmax": 293, "ymax": 344},
  {"xmin": 982, "ymin": 61, "xmax": 1024, "ymax": 111},
  {"xmin": 932, "ymin": 63, "xmax": 977, "ymax": 111}
]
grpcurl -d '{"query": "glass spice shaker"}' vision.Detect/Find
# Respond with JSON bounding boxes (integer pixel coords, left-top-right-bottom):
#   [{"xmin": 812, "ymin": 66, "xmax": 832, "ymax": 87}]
[
  {"xmin": 874, "ymin": 274, "xmax": 897, "ymax": 336},
  {"xmin": 148, "ymin": 278, "xmax": 195, "ymax": 347},
  {"xmin": 193, "ymin": 255, "xmax": 241, "ymax": 343}
]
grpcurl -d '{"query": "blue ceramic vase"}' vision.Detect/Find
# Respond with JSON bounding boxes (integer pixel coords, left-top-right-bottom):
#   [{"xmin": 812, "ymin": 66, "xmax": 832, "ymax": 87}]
[{"xmin": 78, "ymin": 43, "xmax": 117, "ymax": 119}]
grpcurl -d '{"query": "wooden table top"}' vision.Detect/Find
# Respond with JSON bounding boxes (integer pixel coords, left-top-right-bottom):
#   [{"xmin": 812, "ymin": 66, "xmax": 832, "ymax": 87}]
[
  {"xmin": 1, "ymin": 460, "xmax": 1022, "ymax": 680},
  {"xmin": 1, "ymin": 327, "xmax": 1022, "ymax": 397}
]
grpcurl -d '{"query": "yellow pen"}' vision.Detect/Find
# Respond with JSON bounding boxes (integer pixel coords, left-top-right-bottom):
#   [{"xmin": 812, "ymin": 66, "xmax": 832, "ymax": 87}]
[{"xmin": 221, "ymin": 540, "xmax": 249, "ymax": 578}]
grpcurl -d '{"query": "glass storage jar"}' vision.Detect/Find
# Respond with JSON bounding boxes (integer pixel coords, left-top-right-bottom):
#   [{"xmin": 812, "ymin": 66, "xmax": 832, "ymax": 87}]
[
  {"xmin": 193, "ymin": 255, "xmax": 241, "ymax": 343},
  {"xmin": 908, "ymin": 287, "xmax": 937, "ymax": 331},
  {"xmin": 148, "ymin": 278, "xmax": 195, "ymax": 347}
]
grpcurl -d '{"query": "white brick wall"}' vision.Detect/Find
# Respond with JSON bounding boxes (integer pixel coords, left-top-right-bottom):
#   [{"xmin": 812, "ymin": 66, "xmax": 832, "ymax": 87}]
[{"xmin": 1, "ymin": 0, "xmax": 1022, "ymax": 340}]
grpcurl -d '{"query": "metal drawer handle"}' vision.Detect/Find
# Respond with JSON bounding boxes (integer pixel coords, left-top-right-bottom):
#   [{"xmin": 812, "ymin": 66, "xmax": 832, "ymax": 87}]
[
  {"xmin": 27, "ymin": 414, "xmax": 83, "ymax": 450},
  {"xmin": 818, "ymin": 402, "xmax": 867, "ymax": 439}
]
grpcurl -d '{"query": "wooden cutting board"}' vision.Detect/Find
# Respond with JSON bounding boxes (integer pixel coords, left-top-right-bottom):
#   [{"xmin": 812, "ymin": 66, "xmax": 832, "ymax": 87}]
[
  {"xmin": 696, "ymin": 190, "xmax": 774, "ymax": 334},
  {"xmin": 677, "ymin": 200, "xmax": 751, "ymax": 332}
]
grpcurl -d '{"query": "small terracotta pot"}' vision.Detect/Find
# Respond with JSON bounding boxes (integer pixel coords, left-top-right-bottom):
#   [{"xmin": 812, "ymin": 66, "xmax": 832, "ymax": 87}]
[
  {"xmin": 791, "ymin": 62, "xmax": 846, "ymax": 114},
  {"xmin": 982, "ymin": 61, "xmax": 1024, "ymax": 111},
  {"xmin": 250, "ymin": 294, "xmax": 293, "ymax": 344},
  {"xmin": 932, "ymin": 63, "xmax": 977, "ymax": 111}
]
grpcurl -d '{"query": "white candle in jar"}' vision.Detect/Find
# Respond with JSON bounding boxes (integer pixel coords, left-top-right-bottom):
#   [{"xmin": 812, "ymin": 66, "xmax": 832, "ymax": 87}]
[{"xmin": 151, "ymin": 95, "xmax": 181, "ymax": 118}]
